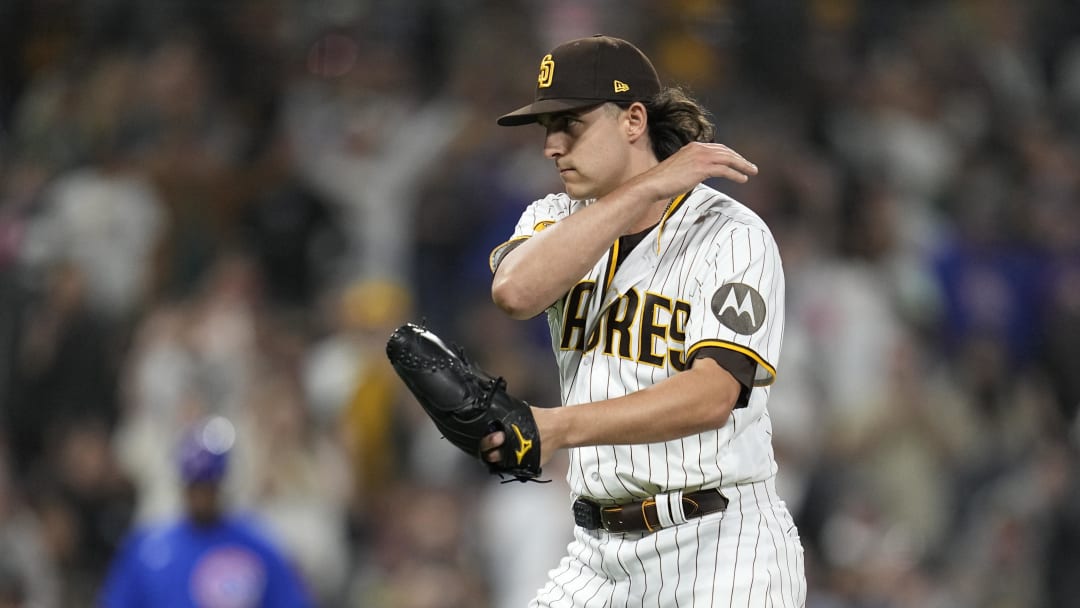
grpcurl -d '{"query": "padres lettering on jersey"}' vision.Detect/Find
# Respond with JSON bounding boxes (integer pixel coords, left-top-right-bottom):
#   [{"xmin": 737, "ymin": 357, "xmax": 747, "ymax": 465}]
[
  {"xmin": 560, "ymin": 283, "xmax": 691, "ymax": 370},
  {"xmin": 491, "ymin": 183, "xmax": 785, "ymax": 502}
]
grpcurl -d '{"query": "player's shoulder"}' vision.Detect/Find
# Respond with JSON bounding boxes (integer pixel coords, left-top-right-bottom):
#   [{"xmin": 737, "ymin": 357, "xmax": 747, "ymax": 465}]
[
  {"xmin": 112, "ymin": 519, "xmax": 183, "ymax": 564},
  {"xmin": 684, "ymin": 184, "xmax": 773, "ymax": 235},
  {"xmin": 126, "ymin": 518, "xmax": 181, "ymax": 543}
]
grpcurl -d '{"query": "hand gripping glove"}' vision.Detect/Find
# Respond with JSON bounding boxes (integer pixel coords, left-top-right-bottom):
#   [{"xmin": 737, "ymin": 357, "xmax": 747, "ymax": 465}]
[{"xmin": 386, "ymin": 322, "xmax": 542, "ymax": 481}]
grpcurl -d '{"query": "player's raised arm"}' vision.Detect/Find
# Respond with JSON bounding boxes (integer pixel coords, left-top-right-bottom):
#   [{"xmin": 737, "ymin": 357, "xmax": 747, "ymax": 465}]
[
  {"xmin": 491, "ymin": 151, "xmax": 667, "ymax": 319},
  {"xmin": 492, "ymin": 112, "xmax": 756, "ymax": 319}
]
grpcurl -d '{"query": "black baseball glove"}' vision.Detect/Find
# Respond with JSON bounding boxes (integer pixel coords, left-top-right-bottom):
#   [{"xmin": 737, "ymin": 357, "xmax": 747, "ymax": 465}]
[{"xmin": 386, "ymin": 322, "xmax": 542, "ymax": 481}]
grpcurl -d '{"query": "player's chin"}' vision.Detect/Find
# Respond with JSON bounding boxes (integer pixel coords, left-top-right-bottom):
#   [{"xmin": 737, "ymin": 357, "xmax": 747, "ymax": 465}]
[{"xmin": 562, "ymin": 178, "xmax": 594, "ymax": 201}]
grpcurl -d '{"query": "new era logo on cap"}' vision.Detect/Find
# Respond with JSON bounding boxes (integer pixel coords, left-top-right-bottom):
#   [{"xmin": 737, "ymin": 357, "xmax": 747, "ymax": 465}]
[{"xmin": 498, "ymin": 35, "xmax": 662, "ymax": 126}]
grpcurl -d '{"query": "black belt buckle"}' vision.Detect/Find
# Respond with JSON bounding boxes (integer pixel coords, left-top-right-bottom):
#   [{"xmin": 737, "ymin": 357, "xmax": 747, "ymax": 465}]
[{"xmin": 572, "ymin": 497, "xmax": 602, "ymax": 530}]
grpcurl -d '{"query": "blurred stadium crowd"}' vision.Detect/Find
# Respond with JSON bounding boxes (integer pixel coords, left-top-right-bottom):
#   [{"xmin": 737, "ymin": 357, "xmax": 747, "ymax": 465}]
[{"xmin": 1, "ymin": 0, "xmax": 1079, "ymax": 606}]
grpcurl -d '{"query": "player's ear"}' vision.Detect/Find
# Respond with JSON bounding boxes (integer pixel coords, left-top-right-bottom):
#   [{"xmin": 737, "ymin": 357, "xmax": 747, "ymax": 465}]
[{"xmin": 623, "ymin": 102, "xmax": 648, "ymax": 143}]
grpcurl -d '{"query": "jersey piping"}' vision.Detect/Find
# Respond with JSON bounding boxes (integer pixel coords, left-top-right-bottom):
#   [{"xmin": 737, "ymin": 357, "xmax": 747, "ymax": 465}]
[
  {"xmin": 655, "ymin": 191, "xmax": 690, "ymax": 253},
  {"xmin": 603, "ymin": 240, "xmax": 619, "ymax": 295}
]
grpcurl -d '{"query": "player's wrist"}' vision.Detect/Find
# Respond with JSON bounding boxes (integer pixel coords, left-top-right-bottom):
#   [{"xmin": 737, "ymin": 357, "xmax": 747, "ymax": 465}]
[
  {"xmin": 610, "ymin": 171, "xmax": 672, "ymax": 212},
  {"xmin": 534, "ymin": 405, "xmax": 572, "ymax": 453}
]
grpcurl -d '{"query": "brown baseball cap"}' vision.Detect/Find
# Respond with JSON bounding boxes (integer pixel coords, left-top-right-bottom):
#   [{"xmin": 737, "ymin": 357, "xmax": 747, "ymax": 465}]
[{"xmin": 497, "ymin": 35, "xmax": 662, "ymax": 127}]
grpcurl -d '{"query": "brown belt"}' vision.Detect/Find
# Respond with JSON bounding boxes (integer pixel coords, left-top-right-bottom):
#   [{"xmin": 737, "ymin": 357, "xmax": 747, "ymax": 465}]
[{"xmin": 573, "ymin": 489, "xmax": 729, "ymax": 534}]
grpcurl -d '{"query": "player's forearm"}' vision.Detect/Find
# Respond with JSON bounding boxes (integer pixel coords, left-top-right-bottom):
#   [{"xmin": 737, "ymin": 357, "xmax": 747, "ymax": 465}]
[
  {"xmin": 492, "ymin": 183, "xmax": 664, "ymax": 319},
  {"xmin": 541, "ymin": 358, "xmax": 741, "ymax": 451},
  {"xmin": 492, "ymin": 210, "xmax": 622, "ymax": 318}
]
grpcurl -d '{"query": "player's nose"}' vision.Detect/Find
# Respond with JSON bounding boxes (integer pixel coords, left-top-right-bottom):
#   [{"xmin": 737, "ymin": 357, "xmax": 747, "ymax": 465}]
[{"xmin": 543, "ymin": 131, "xmax": 567, "ymax": 160}]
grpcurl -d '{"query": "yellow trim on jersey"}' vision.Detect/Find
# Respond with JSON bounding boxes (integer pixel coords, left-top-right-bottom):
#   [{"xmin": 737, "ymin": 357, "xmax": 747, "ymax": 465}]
[
  {"xmin": 656, "ymin": 191, "xmax": 690, "ymax": 253},
  {"xmin": 685, "ymin": 339, "xmax": 777, "ymax": 386},
  {"xmin": 604, "ymin": 238, "xmax": 620, "ymax": 294}
]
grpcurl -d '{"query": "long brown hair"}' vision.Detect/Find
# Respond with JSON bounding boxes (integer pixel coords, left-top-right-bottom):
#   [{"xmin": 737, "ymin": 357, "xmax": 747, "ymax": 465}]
[{"xmin": 618, "ymin": 87, "xmax": 716, "ymax": 160}]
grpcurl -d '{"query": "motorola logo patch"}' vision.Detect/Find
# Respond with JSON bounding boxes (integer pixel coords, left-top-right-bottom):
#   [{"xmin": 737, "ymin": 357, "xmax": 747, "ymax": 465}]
[{"xmin": 711, "ymin": 283, "xmax": 766, "ymax": 334}]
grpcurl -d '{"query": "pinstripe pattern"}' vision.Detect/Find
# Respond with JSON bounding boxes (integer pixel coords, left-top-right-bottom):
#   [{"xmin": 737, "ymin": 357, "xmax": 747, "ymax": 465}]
[{"xmin": 495, "ymin": 184, "xmax": 804, "ymax": 606}]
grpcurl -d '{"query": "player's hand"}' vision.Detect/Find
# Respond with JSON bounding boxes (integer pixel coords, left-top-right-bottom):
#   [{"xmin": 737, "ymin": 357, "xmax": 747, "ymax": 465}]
[
  {"xmin": 628, "ymin": 142, "xmax": 758, "ymax": 203},
  {"xmin": 481, "ymin": 406, "xmax": 557, "ymax": 469}
]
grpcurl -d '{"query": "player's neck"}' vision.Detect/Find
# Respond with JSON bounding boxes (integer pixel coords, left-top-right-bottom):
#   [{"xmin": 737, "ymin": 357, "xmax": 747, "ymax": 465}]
[
  {"xmin": 622, "ymin": 153, "xmax": 667, "ymax": 234},
  {"xmin": 625, "ymin": 198, "xmax": 672, "ymax": 234}
]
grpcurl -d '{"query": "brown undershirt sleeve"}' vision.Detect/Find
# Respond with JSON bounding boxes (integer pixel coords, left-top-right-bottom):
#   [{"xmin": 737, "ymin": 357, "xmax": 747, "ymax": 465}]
[{"xmin": 689, "ymin": 346, "xmax": 756, "ymax": 409}]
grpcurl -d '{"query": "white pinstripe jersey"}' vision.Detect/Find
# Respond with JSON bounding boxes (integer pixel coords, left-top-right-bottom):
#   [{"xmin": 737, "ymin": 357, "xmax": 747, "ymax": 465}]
[{"xmin": 491, "ymin": 183, "xmax": 785, "ymax": 503}]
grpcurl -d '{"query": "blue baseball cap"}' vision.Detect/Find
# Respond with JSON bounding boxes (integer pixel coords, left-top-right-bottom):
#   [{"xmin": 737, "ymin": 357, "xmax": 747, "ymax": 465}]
[{"xmin": 177, "ymin": 416, "xmax": 236, "ymax": 484}]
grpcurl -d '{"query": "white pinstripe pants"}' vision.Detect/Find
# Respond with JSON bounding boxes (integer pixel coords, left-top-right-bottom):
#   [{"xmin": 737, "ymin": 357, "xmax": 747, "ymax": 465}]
[{"xmin": 529, "ymin": 478, "xmax": 806, "ymax": 607}]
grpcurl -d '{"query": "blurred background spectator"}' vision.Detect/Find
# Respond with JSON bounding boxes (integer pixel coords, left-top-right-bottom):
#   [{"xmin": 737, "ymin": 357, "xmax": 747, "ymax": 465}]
[
  {"xmin": 99, "ymin": 415, "xmax": 314, "ymax": 608},
  {"xmin": 0, "ymin": 0, "xmax": 1078, "ymax": 606}
]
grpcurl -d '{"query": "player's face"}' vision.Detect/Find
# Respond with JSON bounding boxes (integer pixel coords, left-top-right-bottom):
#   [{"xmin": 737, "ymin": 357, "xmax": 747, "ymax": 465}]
[
  {"xmin": 184, "ymin": 481, "xmax": 223, "ymax": 526},
  {"xmin": 540, "ymin": 104, "xmax": 635, "ymax": 200}
]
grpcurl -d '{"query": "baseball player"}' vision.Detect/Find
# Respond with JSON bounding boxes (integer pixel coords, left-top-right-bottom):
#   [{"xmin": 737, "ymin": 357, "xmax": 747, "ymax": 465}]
[
  {"xmin": 99, "ymin": 417, "xmax": 314, "ymax": 608},
  {"xmin": 483, "ymin": 36, "xmax": 806, "ymax": 606}
]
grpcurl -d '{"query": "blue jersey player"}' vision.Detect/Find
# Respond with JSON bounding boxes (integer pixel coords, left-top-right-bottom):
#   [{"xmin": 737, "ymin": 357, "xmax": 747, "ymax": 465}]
[{"xmin": 99, "ymin": 417, "xmax": 313, "ymax": 608}]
